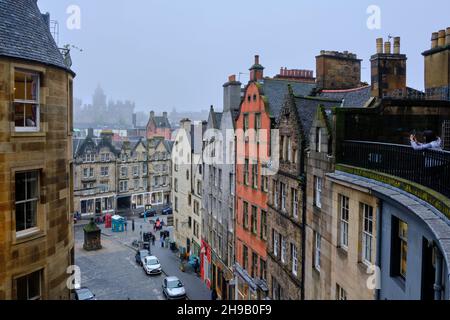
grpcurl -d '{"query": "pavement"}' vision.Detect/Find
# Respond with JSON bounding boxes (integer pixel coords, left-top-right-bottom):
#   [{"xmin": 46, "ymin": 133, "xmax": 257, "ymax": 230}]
[{"xmin": 74, "ymin": 215, "xmax": 211, "ymax": 300}]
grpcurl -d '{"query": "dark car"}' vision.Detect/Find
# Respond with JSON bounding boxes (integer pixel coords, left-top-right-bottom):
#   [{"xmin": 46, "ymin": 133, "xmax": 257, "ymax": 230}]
[
  {"xmin": 162, "ymin": 207, "xmax": 172, "ymax": 215},
  {"xmin": 74, "ymin": 287, "xmax": 96, "ymax": 300},
  {"xmin": 140, "ymin": 209, "xmax": 157, "ymax": 218},
  {"xmin": 135, "ymin": 249, "xmax": 150, "ymax": 265}
]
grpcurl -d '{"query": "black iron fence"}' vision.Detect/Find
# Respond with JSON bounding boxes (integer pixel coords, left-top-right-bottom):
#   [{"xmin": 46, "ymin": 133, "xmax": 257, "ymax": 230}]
[{"xmin": 340, "ymin": 141, "xmax": 450, "ymax": 198}]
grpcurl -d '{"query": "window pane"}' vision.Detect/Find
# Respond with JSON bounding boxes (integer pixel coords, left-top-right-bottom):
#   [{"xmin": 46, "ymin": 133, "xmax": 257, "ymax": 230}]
[
  {"xmin": 15, "ymin": 202, "xmax": 26, "ymax": 232},
  {"xmin": 26, "ymin": 171, "xmax": 38, "ymax": 199},
  {"xmin": 26, "ymin": 201, "xmax": 37, "ymax": 229},
  {"xmin": 16, "ymin": 173, "xmax": 27, "ymax": 202},
  {"xmin": 16, "ymin": 276, "xmax": 28, "ymax": 300},
  {"xmin": 27, "ymin": 271, "xmax": 41, "ymax": 300}
]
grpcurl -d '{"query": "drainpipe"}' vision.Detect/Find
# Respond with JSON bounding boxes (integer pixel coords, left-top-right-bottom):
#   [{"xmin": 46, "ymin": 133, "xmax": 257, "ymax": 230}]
[
  {"xmin": 375, "ymin": 200, "xmax": 383, "ymax": 300},
  {"xmin": 300, "ymin": 146, "xmax": 306, "ymax": 300},
  {"xmin": 434, "ymin": 247, "xmax": 443, "ymax": 300}
]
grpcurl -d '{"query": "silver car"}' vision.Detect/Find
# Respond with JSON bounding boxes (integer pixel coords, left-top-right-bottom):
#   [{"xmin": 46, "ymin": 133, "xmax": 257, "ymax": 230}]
[
  {"xmin": 143, "ymin": 256, "xmax": 162, "ymax": 275},
  {"xmin": 162, "ymin": 276, "xmax": 186, "ymax": 300}
]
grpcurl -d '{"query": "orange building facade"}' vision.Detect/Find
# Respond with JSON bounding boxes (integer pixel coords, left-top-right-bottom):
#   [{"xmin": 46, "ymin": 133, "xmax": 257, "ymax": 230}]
[{"xmin": 234, "ymin": 56, "xmax": 271, "ymax": 300}]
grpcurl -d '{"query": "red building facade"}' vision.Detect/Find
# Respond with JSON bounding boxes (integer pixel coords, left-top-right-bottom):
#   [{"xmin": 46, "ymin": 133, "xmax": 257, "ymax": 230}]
[{"xmin": 234, "ymin": 56, "xmax": 271, "ymax": 300}]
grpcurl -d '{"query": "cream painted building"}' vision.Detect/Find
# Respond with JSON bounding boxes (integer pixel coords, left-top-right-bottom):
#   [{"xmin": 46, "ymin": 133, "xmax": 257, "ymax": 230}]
[{"xmin": 172, "ymin": 119, "xmax": 205, "ymax": 257}]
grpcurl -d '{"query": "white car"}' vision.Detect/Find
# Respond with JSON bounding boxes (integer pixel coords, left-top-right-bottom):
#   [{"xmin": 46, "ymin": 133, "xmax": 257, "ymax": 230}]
[
  {"xmin": 162, "ymin": 276, "xmax": 186, "ymax": 300},
  {"xmin": 143, "ymin": 256, "xmax": 162, "ymax": 275}
]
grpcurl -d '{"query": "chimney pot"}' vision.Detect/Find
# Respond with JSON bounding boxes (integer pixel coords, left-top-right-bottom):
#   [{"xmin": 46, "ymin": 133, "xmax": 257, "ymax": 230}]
[
  {"xmin": 384, "ymin": 41, "xmax": 391, "ymax": 54},
  {"xmin": 393, "ymin": 37, "xmax": 401, "ymax": 54},
  {"xmin": 446, "ymin": 27, "xmax": 450, "ymax": 46},
  {"xmin": 376, "ymin": 38, "xmax": 384, "ymax": 54},
  {"xmin": 229, "ymin": 74, "xmax": 236, "ymax": 82},
  {"xmin": 431, "ymin": 32, "xmax": 439, "ymax": 49},
  {"xmin": 254, "ymin": 55, "xmax": 260, "ymax": 65},
  {"xmin": 438, "ymin": 30, "xmax": 446, "ymax": 47}
]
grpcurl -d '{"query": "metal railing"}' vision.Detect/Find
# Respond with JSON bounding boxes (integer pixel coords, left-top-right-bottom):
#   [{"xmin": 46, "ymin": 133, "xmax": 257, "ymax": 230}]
[{"xmin": 340, "ymin": 141, "xmax": 450, "ymax": 198}]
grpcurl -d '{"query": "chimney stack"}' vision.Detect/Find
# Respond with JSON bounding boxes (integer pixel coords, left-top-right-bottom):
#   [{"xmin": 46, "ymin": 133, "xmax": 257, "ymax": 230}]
[
  {"xmin": 249, "ymin": 55, "xmax": 264, "ymax": 82},
  {"xmin": 371, "ymin": 37, "xmax": 407, "ymax": 98},
  {"xmin": 423, "ymin": 27, "xmax": 450, "ymax": 100},
  {"xmin": 316, "ymin": 50, "xmax": 362, "ymax": 90},
  {"xmin": 223, "ymin": 74, "xmax": 242, "ymax": 112}
]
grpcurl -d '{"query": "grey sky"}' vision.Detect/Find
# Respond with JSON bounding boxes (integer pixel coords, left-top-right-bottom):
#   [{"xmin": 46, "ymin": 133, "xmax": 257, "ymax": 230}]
[{"xmin": 38, "ymin": 0, "xmax": 450, "ymax": 112}]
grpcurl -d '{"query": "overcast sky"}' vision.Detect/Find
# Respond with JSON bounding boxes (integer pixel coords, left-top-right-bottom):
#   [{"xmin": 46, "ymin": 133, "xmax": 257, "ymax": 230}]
[{"xmin": 38, "ymin": 0, "xmax": 450, "ymax": 112}]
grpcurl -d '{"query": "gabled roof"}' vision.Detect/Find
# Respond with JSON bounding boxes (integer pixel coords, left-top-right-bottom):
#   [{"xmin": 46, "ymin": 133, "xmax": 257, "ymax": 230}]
[
  {"xmin": 293, "ymin": 96, "xmax": 341, "ymax": 142},
  {"xmin": 262, "ymin": 78, "xmax": 317, "ymax": 118},
  {"xmin": 0, "ymin": 0, "xmax": 74, "ymax": 74}
]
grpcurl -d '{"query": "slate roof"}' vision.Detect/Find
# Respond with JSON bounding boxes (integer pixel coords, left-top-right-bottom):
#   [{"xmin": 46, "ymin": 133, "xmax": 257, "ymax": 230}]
[
  {"xmin": 214, "ymin": 112, "xmax": 223, "ymax": 128},
  {"xmin": 262, "ymin": 78, "xmax": 317, "ymax": 118},
  {"xmin": 294, "ymin": 96, "xmax": 341, "ymax": 141},
  {"xmin": 0, "ymin": 0, "xmax": 73, "ymax": 74},
  {"xmin": 153, "ymin": 116, "xmax": 171, "ymax": 129},
  {"xmin": 318, "ymin": 86, "xmax": 372, "ymax": 107}
]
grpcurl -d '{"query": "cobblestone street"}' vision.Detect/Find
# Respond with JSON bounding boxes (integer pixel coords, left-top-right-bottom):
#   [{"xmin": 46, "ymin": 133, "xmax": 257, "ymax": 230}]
[{"xmin": 75, "ymin": 216, "xmax": 211, "ymax": 300}]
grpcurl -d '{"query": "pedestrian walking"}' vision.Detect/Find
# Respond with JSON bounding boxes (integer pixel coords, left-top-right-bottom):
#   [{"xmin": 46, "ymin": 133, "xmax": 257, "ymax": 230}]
[
  {"xmin": 211, "ymin": 287, "xmax": 218, "ymax": 300},
  {"xmin": 160, "ymin": 236, "xmax": 164, "ymax": 248},
  {"xmin": 152, "ymin": 234, "xmax": 155, "ymax": 246},
  {"xmin": 132, "ymin": 219, "xmax": 135, "ymax": 232}
]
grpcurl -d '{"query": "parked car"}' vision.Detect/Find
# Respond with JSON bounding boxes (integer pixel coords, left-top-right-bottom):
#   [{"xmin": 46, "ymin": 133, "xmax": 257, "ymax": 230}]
[
  {"xmin": 74, "ymin": 287, "xmax": 96, "ymax": 300},
  {"xmin": 140, "ymin": 209, "xmax": 157, "ymax": 218},
  {"xmin": 143, "ymin": 256, "xmax": 162, "ymax": 275},
  {"xmin": 162, "ymin": 276, "xmax": 186, "ymax": 300},
  {"xmin": 135, "ymin": 249, "xmax": 150, "ymax": 266},
  {"xmin": 162, "ymin": 207, "xmax": 173, "ymax": 215}
]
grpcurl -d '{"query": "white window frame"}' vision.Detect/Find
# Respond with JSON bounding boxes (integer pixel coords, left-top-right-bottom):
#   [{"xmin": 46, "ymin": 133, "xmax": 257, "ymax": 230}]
[
  {"xmin": 14, "ymin": 70, "xmax": 40, "ymax": 132},
  {"xmin": 314, "ymin": 233, "xmax": 321, "ymax": 271},
  {"xmin": 339, "ymin": 195, "xmax": 349, "ymax": 250},
  {"xmin": 273, "ymin": 230, "xmax": 279, "ymax": 257},
  {"xmin": 281, "ymin": 236, "xmax": 287, "ymax": 264},
  {"xmin": 281, "ymin": 183, "xmax": 287, "ymax": 212},
  {"xmin": 362, "ymin": 203, "xmax": 374, "ymax": 265},
  {"xmin": 315, "ymin": 176, "xmax": 322, "ymax": 209},
  {"xmin": 15, "ymin": 171, "xmax": 39, "ymax": 236},
  {"xmin": 291, "ymin": 244, "xmax": 298, "ymax": 276},
  {"xmin": 274, "ymin": 181, "xmax": 279, "ymax": 208},
  {"xmin": 292, "ymin": 188, "xmax": 299, "ymax": 219}
]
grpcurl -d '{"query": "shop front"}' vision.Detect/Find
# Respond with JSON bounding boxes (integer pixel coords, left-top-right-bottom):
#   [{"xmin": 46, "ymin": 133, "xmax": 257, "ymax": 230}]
[{"xmin": 200, "ymin": 239, "xmax": 212, "ymax": 288}]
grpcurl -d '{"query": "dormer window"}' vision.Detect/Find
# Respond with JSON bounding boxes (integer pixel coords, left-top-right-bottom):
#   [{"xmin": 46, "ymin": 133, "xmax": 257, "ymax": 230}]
[{"xmin": 14, "ymin": 70, "xmax": 40, "ymax": 132}]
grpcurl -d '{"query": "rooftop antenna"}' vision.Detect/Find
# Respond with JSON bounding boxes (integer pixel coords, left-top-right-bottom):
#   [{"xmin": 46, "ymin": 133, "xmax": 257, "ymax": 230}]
[
  {"xmin": 50, "ymin": 20, "xmax": 59, "ymax": 45},
  {"xmin": 238, "ymin": 72, "xmax": 249, "ymax": 82}
]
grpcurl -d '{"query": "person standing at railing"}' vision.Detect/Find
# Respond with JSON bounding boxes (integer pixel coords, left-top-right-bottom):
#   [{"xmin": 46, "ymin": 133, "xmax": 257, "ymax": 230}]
[{"xmin": 410, "ymin": 130, "xmax": 442, "ymax": 151}]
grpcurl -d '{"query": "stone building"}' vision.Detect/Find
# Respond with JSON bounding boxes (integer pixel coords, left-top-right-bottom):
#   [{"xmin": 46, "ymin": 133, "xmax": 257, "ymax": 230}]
[
  {"xmin": 116, "ymin": 139, "xmax": 150, "ymax": 211},
  {"xmin": 73, "ymin": 130, "xmax": 117, "ymax": 216},
  {"xmin": 148, "ymin": 137, "xmax": 173, "ymax": 208},
  {"xmin": 304, "ymin": 34, "xmax": 450, "ymax": 300},
  {"xmin": 267, "ymin": 88, "xmax": 342, "ymax": 300},
  {"xmin": 146, "ymin": 111, "xmax": 172, "ymax": 140},
  {"xmin": 172, "ymin": 119, "xmax": 205, "ymax": 257},
  {"xmin": 0, "ymin": 0, "xmax": 75, "ymax": 299},
  {"xmin": 201, "ymin": 75, "xmax": 241, "ymax": 299}
]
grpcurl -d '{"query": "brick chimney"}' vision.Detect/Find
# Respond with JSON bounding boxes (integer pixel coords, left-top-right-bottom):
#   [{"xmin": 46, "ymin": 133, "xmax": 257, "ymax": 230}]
[
  {"xmin": 223, "ymin": 74, "xmax": 242, "ymax": 112},
  {"xmin": 249, "ymin": 55, "xmax": 264, "ymax": 82},
  {"xmin": 275, "ymin": 68, "xmax": 315, "ymax": 83},
  {"xmin": 370, "ymin": 37, "xmax": 407, "ymax": 98},
  {"xmin": 316, "ymin": 50, "xmax": 362, "ymax": 90},
  {"xmin": 422, "ymin": 27, "xmax": 450, "ymax": 100}
]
